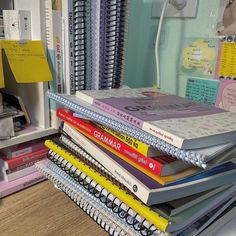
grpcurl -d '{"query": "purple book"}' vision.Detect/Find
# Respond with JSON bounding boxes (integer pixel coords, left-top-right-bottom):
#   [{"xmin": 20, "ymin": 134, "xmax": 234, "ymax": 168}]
[
  {"xmin": 76, "ymin": 87, "xmax": 236, "ymax": 149},
  {"xmin": 0, "ymin": 171, "xmax": 46, "ymax": 198}
]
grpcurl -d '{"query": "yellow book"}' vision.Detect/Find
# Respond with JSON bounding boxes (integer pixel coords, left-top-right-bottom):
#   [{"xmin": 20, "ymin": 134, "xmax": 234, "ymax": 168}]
[
  {"xmin": 96, "ymin": 122, "xmax": 162, "ymax": 157},
  {"xmin": 45, "ymin": 139, "xmax": 169, "ymax": 232}
]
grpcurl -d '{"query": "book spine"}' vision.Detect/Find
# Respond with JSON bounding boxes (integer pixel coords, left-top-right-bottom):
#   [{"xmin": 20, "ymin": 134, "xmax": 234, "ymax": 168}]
[
  {"xmin": 3, "ymin": 141, "xmax": 46, "ymax": 159},
  {"xmin": 57, "ymin": 108, "xmax": 164, "ymax": 175},
  {"xmin": 3, "ymin": 165, "xmax": 38, "ymax": 182},
  {"xmin": 0, "ymin": 172, "xmax": 45, "ymax": 198},
  {"xmin": 45, "ymin": 0, "xmax": 63, "ymax": 93},
  {"xmin": 6, "ymin": 148, "xmax": 48, "ymax": 170},
  {"xmin": 96, "ymin": 122, "xmax": 155, "ymax": 157}
]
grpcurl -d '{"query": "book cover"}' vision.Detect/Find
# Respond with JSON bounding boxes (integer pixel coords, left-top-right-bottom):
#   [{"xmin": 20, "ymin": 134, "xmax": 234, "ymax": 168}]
[
  {"xmin": 76, "ymin": 87, "xmax": 236, "ymax": 149},
  {"xmin": 57, "ymin": 108, "xmax": 190, "ymax": 176}
]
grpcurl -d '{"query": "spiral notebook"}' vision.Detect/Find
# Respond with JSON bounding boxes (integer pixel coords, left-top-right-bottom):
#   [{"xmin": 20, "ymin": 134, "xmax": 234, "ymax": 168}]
[
  {"xmin": 35, "ymin": 159, "xmax": 139, "ymax": 236},
  {"xmin": 47, "ymin": 91, "xmax": 236, "ymax": 168},
  {"xmin": 69, "ymin": 0, "xmax": 129, "ymax": 92},
  {"xmin": 99, "ymin": 0, "xmax": 129, "ymax": 89},
  {"xmin": 36, "ymin": 141, "xmax": 236, "ymax": 235},
  {"xmin": 73, "ymin": 0, "xmax": 86, "ymax": 91}
]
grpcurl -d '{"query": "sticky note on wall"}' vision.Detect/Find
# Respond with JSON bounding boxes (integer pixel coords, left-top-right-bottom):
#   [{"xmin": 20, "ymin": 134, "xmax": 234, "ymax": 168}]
[
  {"xmin": 216, "ymin": 40, "xmax": 236, "ymax": 80},
  {"xmin": 1, "ymin": 40, "xmax": 53, "ymax": 83}
]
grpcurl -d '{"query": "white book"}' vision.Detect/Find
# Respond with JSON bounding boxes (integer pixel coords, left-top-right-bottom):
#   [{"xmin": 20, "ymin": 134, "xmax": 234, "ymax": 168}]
[
  {"xmin": 45, "ymin": 0, "xmax": 63, "ymax": 93},
  {"xmin": 61, "ymin": 0, "xmax": 75, "ymax": 94},
  {"xmin": 1, "ymin": 164, "xmax": 38, "ymax": 182}
]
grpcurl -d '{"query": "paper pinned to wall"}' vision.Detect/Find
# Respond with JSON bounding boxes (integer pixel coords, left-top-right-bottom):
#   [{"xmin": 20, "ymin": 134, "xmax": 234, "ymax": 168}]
[
  {"xmin": 1, "ymin": 40, "xmax": 53, "ymax": 83},
  {"xmin": 216, "ymin": 39, "xmax": 236, "ymax": 80},
  {"xmin": 185, "ymin": 77, "xmax": 219, "ymax": 106}
]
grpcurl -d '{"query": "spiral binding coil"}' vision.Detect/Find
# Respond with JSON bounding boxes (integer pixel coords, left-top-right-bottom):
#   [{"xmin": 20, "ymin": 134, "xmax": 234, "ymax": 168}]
[
  {"xmin": 35, "ymin": 160, "xmax": 138, "ymax": 236},
  {"xmin": 99, "ymin": 0, "xmax": 129, "ymax": 89},
  {"xmin": 46, "ymin": 149, "xmax": 166, "ymax": 236},
  {"xmin": 47, "ymin": 91, "xmax": 207, "ymax": 168},
  {"xmin": 74, "ymin": 0, "xmax": 86, "ymax": 91},
  {"xmin": 59, "ymin": 134, "xmax": 134, "ymax": 193},
  {"xmin": 111, "ymin": 0, "xmax": 129, "ymax": 88},
  {"xmin": 59, "ymin": 134, "xmax": 114, "ymax": 178}
]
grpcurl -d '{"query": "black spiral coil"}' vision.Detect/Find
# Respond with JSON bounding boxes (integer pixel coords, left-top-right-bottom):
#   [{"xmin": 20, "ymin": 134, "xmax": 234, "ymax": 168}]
[
  {"xmin": 47, "ymin": 148, "xmax": 160, "ymax": 236},
  {"xmin": 36, "ymin": 162, "xmax": 131, "ymax": 236},
  {"xmin": 74, "ymin": 0, "xmax": 87, "ymax": 91}
]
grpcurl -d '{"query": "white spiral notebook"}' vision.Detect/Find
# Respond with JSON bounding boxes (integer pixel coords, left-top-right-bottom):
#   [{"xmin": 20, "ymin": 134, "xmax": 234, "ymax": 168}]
[
  {"xmin": 47, "ymin": 91, "xmax": 236, "ymax": 168},
  {"xmin": 35, "ymin": 152, "xmax": 236, "ymax": 236}
]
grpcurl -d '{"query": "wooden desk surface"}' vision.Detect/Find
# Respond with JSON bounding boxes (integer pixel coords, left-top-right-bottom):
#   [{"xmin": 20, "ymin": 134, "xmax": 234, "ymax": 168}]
[{"xmin": 0, "ymin": 180, "xmax": 107, "ymax": 236}]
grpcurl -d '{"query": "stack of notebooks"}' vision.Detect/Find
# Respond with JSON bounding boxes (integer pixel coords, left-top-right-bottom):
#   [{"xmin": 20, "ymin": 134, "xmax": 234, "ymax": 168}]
[
  {"xmin": 36, "ymin": 87, "xmax": 236, "ymax": 235},
  {"xmin": 0, "ymin": 137, "xmax": 51, "ymax": 198},
  {"xmin": 47, "ymin": 0, "xmax": 129, "ymax": 94}
]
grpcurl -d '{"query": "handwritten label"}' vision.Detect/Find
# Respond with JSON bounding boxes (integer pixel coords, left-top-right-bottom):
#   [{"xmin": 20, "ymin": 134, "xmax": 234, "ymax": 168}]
[
  {"xmin": 1, "ymin": 40, "xmax": 53, "ymax": 83},
  {"xmin": 186, "ymin": 77, "xmax": 219, "ymax": 105}
]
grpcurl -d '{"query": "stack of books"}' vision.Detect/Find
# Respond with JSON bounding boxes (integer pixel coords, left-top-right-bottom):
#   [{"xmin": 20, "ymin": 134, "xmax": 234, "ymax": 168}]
[
  {"xmin": 36, "ymin": 87, "xmax": 236, "ymax": 235},
  {"xmin": 0, "ymin": 137, "xmax": 50, "ymax": 198}
]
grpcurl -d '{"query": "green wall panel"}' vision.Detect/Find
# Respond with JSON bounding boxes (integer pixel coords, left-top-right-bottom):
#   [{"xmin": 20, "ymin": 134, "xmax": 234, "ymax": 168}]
[{"xmin": 124, "ymin": 0, "xmax": 221, "ymax": 95}]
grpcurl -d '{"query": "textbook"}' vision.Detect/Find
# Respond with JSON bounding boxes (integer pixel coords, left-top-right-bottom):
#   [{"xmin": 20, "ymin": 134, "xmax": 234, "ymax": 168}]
[
  {"xmin": 59, "ymin": 131, "xmax": 201, "ymax": 186},
  {"xmin": 57, "ymin": 108, "xmax": 190, "ymax": 176},
  {"xmin": 45, "ymin": 138, "xmax": 236, "ymax": 206},
  {"xmin": 95, "ymin": 121, "xmax": 161, "ymax": 157},
  {"xmin": 76, "ymin": 87, "xmax": 236, "ymax": 149},
  {"xmin": 61, "ymin": 121, "xmax": 199, "ymax": 185},
  {"xmin": 47, "ymin": 91, "xmax": 236, "ymax": 168}
]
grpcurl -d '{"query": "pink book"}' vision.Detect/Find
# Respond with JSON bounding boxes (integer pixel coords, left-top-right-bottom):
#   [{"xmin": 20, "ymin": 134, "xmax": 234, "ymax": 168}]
[
  {"xmin": 216, "ymin": 80, "xmax": 236, "ymax": 113},
  {"xmin": 0, "ymin": 139, "xmax": 46, "ymax": 159},
  {"xmin": 0, "ymin": 171, "xmax": 46, "ymax": 198}
]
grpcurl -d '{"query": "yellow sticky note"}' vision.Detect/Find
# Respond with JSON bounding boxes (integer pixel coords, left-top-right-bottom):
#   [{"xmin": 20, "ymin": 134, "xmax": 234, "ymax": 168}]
[
  {"xmin": 2, "ymin": 40, "xmax": 53, "ymax": 83},
  {"xmin": 218, "ymin": 42, "xmax": 236, "ymax": 78},
  {"xmin": 0, "ymin": 41, "xmax": 5, "ymax": 88}
]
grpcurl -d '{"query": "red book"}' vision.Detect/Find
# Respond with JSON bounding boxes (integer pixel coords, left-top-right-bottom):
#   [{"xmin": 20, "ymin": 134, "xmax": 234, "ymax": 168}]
[
  {"xmin": 57, "ymin": 108, "xmax": 189, "ymax": 176},
  {"xmin": 0, "ymin": 147, "xmax": 49, "ymax": 170}
]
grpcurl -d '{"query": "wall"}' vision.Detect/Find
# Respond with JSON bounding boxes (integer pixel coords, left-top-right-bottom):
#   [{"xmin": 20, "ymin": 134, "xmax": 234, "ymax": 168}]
[{"xmin": 124, "ymin": 0, "xmax": 221, "ymax": 95}]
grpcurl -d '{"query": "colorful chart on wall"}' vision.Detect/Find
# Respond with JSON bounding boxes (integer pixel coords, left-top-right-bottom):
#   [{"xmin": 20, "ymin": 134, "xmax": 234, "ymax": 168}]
[
  {"xmin": 216, "ymin": 38, "xmax": 236, "ymax": 80},
  {"xmin": 185, "ymin": 77, "xmax": 219, "ymax": 106},
  {"xmin": 179, "ymin": 38, "xmax": 218, "ymax": 78},
  {"xmin": 215, "ymin": 79, "xmax": 236, "ymax": 112},
  {"xmin": 216, "ymin": 0, "xmax": 236, "ymax": 36}
]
